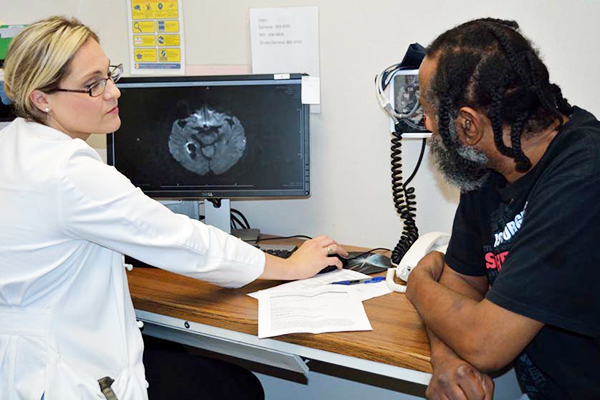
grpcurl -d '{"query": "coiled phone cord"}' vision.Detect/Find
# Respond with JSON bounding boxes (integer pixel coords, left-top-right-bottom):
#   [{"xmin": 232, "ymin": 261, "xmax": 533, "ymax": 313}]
[{"xmin": 390, "ymin": 126, "xmax": 427, "ymax": 265}]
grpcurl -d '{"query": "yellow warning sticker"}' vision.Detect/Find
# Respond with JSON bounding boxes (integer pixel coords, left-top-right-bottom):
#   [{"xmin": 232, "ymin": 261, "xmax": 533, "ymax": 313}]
[
  {"xmin": 131, "ymin": 0, "xmax": 178, "ymax": 20},
  {"xmin": 133, "ymin": 35, "xmax": 156, "ymax": 47},
  {"xmin": 132, "ymin": 21, "xmax": 155, "ymax": 33},
  {"xmin": 156, "ymin": 20, "xmax": 179, "ymax": 33},
  {"xmin": 158, "ymin": 48, "xmax": 180, "ymax": 62},
  {"xmin": 156, "ymin": 34, "xmax": 180, "ymax": 47},
  {"xmin": 134, "ymin": 48, "xmax": 158, "ymax": 62}
]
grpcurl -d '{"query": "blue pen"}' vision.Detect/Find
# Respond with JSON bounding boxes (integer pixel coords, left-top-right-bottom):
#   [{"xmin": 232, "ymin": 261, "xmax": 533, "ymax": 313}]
[{"xmin": 331, "ymin": 276, "xmax": 385, "ymax": 285}]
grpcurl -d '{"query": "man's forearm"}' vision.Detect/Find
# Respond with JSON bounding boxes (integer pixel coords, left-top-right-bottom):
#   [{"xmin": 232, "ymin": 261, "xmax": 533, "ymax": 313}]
[
  {"xmin": 407, "ymin": 268, "xmax": 491, "ymax": 369},
  {"xmin": 408, "ymin": 262, "xmax": 542, "ymax": 372},
  {"xmin": 426, "ymin": 266, "xmax": 486, "ymax": 365},
  {"xmin": 427, "ymin": 327, "xmax": 458, "ymax": 366}
]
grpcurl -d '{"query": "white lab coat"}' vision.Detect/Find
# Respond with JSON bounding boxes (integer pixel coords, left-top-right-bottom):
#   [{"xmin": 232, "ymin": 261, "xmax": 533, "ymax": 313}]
[{"xmin": 0, "ymin": 118, "xmax": 265, "ymax": 400}]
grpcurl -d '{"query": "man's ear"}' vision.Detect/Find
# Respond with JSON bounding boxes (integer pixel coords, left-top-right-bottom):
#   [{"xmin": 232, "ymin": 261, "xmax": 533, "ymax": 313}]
[
  {"xmin": 30, "ymin": 90, "xmax": 51, "ymax": 113},
  {"xmin": 456, "ymin": 107, "xmax": 483, "ymax": 146}
]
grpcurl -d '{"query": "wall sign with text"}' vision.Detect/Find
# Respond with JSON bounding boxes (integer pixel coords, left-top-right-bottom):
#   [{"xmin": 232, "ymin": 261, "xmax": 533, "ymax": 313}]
[{"xmin": 127, "ymin": 0, "xmax": 185, "ymax": 75}]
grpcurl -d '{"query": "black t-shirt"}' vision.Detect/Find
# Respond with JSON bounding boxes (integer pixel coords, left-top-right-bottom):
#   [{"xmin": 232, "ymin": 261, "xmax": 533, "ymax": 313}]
[{"xmin": 445, "ymin": 107, "xmax": 600, "ymax": 399}]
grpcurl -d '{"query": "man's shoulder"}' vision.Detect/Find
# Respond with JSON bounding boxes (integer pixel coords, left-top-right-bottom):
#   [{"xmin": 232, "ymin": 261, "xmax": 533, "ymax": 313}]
[
  {"xmin": 541, "ymin": 106, "xmax": 600, "ymax": 179},
  {"xmin": 568, "ymin": 106, "xmax": 600, "ymax": 129},
  {"xmin": 558, "ymin": 106, "xmax": 600, "ymax": 146}
]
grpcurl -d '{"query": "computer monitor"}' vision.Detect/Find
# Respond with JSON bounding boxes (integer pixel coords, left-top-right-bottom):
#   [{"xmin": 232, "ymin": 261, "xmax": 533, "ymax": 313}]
[{"xmin": 107, "ymin": 74, "xmax": 310, "ymax": 239}]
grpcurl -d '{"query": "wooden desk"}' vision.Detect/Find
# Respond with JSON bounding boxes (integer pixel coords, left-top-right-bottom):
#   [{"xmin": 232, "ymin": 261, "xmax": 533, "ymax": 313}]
[{"xmin": 127, "ymin": 248, "xmax": 432, "ymax": 387}]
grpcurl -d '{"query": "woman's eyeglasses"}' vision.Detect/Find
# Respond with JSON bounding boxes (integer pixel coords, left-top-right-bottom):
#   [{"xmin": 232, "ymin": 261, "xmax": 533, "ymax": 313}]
[{"xmin": 55, "ymin": 64, "xmax": 123, "ymax": 97}]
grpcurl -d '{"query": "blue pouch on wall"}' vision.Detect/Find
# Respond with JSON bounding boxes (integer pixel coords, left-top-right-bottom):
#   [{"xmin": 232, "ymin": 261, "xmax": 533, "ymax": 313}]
[{"xmin": 0, "ymin": 81, "xmax": 17, "ymax": 121}]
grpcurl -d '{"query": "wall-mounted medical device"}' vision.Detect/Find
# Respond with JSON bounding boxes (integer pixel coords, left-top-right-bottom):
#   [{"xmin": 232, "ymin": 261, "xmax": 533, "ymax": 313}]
[{"xmin": 375, "ymin": 43, "xmax": 429, "ymax": 266}]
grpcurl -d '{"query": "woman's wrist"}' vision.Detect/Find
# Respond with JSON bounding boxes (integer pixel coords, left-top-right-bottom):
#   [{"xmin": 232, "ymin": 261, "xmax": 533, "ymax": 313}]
[{"xmin": 260, "ymin": 253, "xmax": 293, "ymax": 280}]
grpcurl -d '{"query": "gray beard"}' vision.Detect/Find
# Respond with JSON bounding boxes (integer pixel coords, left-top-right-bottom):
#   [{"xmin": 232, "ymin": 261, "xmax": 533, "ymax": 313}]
[{"xmin": 428, "ymin": 131, "xmax": 490, "ymax": 192}]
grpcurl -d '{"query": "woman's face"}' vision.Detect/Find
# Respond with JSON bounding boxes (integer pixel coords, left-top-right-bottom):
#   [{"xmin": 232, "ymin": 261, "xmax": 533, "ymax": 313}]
[{"xmin": 44, "ymin": 39, "xmax": 121, "ymax": 140}]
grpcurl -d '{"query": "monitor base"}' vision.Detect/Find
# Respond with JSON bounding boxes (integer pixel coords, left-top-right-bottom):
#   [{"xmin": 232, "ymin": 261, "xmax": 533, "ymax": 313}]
[
  {"xmin": 232, "ymin": 228, "xmax": 260, "ymax": 243},
  {"xmin": 161, "ymin": 199, "xmax": 260, "ymax": 242}
]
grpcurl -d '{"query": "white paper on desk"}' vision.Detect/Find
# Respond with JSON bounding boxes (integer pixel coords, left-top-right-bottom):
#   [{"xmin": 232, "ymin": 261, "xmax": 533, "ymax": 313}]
[
  {"xmin": 354, "ymin": 281, "xmax": 393, "ymax": 302},
  {"xmin": 257, "ymin": 285, "xmax": 372, "ymax": 339},
  {"xmin": 249, "ymin": 269, "xmax": 392, "ymax": 302}
]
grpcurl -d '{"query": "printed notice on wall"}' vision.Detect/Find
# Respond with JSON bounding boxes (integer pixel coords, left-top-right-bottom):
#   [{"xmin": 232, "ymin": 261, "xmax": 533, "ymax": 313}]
[
  {"xmin": 127, "ymin": 0, "xmax": 185, "ymax": 75},
  {"xmin": 250, "ymin": 7, "xmax": 321, "ymax": 111}
]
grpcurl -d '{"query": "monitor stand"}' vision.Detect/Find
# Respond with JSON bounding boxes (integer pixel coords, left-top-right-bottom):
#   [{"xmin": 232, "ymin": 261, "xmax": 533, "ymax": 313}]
[
  {"xmin": 231, "ymin": 228, "xmax": 261, "ymax": 243},
  {"xmin": 161, "ymin": 199, "xmax": 260, "ymax": 243},
  {"xmin": 204, "ymin": 199, "xmax": 260, "ymax": 243}
]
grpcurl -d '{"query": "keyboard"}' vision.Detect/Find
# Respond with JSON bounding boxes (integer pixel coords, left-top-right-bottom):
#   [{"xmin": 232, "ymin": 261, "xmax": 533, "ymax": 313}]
[
  {"xmin": 257, "ymin": 244, "xmax": 297, "ymax": 259},
  {"xmin": 125, "ymin": 244, "xmax": 299, "ymax": 268}
]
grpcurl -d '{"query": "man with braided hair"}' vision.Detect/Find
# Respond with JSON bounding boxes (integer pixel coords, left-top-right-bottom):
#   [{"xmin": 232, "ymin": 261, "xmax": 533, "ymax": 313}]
[{"xmin": 405, "ymin": 18, "xmax": 600, "ymax": 399}]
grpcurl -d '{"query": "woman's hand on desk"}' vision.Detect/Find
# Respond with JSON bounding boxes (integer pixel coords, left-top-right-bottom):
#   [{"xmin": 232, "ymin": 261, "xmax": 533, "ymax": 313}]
[{"xmin": 258, "ymin": 235, "xmax": 348, "ymax": 280}]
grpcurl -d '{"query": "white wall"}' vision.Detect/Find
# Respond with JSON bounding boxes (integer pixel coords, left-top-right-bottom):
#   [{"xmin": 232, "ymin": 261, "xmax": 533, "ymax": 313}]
[{"xmin": 3, "ymin": 0, "xmax": 600, "ymax": 250}]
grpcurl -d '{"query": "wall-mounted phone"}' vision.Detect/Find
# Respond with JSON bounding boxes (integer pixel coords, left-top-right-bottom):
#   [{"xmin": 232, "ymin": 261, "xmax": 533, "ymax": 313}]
[{"xmin": 385, "ymin": 232, "xmax": 450, "ymax": 293}]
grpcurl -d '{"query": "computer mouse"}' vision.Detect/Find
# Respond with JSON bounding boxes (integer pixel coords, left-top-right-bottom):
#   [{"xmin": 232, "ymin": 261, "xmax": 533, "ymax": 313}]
[{"xmin": 318, "ymin": 254, "xmax": 349, "ymax": 274}]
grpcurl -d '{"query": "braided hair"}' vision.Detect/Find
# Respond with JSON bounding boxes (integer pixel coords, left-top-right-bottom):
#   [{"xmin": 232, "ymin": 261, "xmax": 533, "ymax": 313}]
[{"xmin": 426, "ymin": 18, "xmax": 572, "ymax": 172}]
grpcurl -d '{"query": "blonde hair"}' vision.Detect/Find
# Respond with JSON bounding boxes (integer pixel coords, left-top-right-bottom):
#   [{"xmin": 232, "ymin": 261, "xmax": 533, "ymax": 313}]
[{"xmin": 3, "ymin": 16, "xmax": 99, "ymax": 123}]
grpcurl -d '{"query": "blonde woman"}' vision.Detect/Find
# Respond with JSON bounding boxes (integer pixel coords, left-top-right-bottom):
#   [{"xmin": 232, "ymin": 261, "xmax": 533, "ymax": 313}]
[{"xmin": 0, "ymin": 16, "xmax": 346, "ymax": 400}]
